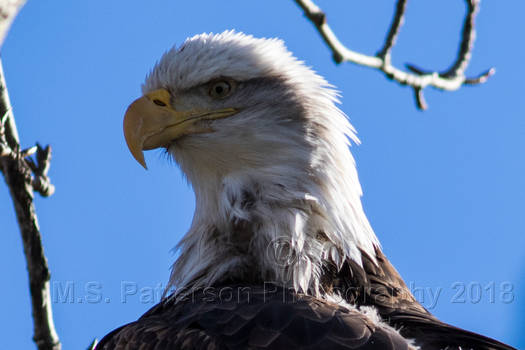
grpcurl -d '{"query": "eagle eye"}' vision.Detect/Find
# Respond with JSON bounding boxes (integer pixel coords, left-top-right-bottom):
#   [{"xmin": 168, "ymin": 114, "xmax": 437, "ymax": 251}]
[
  {"xmin": 209, "ymin": 80, "xmax": 232, "ymax": 99},
  {"xmin": 153, "ymin": 99, "xmax": 167, "ymax": 107}
]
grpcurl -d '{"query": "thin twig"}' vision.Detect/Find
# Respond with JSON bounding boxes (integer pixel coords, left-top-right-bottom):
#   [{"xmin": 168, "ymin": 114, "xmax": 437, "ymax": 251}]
[
  {"xmin": 443, "ymin": 0, "xmax": 478, "ymax": 77},
  {"xmin": 26, "ymin": 144, "xmax": 55, "ymax": 197},
  {"xmin": 87, "ymin": 339, "xmax": 98, "ymax": 350},
  {"xmin": 293, "ymin": 0, "xmax": 494, "ymax": 110},
  {"xmin": 0, "ymin": 59, "xmax": 60, "ymax": 350},
  {"xmin": 376, "ymin": 0, "xmax": 407, "ymax": 63}
]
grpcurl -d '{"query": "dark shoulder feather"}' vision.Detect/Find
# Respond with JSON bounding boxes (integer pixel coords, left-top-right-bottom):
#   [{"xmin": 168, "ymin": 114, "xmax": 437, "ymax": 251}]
[
  {"xmin": 323, "ymin": 247, "xmax": 515, "ymax": 350},
  {"xmin": 96, "ymin": 284, "xmax": 412, "ymax": 350}
]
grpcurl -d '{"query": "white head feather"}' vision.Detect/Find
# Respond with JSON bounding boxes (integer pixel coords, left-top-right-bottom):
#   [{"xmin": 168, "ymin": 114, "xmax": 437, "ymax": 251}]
[{"xmin": 143, "ymin": 31, "xmax": 380, "ymax": 296}]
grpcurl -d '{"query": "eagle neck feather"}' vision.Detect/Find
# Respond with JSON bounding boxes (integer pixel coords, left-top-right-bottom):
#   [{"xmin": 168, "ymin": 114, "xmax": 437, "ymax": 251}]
[{"xmin": 167, "ymin": 114, "xmax": 380, "ymax": 297}]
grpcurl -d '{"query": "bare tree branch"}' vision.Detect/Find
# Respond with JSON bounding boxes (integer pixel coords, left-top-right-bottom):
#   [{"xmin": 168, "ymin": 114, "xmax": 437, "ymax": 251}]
[
  {"xmin": 293, "ymin": 0, "xmax": 494, "ymax": 110},
  {"xmin": 0, "ymin": 1, "xmax": 61, "ymax": 348},
  {"xmin": 0, "ymin": 59, "xmax": 60, "ymax": 350}
]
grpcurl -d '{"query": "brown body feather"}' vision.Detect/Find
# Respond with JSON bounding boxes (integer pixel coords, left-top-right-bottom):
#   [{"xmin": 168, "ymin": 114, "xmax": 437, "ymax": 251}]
[
  {"xmin": 97, "ymin": 284, "xmax": 413, "ymax": 350},
  {"xmin": 97, "ymin": 251, "xmax": 515, "ymax": 350}
]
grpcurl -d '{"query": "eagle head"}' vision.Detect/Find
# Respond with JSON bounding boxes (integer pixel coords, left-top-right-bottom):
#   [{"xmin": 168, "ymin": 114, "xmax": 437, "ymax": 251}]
[{"xmin": 123, "ymin": 31, "xmax": 379, "ymax": 294}]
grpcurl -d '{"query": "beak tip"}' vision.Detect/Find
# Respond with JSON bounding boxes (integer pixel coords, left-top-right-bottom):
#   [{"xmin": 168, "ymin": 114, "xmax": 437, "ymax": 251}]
[
  {"xmin": 133, "ymin": 152, "xmax": 148, "ymax": 170},
  {"xmin": 126, "ymin": 141, "xmax": 148, "ymax": 169}
]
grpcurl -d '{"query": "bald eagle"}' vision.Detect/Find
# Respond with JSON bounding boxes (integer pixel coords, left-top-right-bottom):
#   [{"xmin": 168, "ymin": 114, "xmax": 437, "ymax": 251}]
[{"xmin": 97, "ymin": 32, "xmax": 514, "ymax": 350}]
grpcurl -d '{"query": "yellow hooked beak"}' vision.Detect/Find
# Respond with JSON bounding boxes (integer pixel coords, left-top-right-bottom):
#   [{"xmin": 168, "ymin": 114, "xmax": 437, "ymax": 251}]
[{"xmin": 123, "ymin": 89, "xmax": 238, "ymax": 169}]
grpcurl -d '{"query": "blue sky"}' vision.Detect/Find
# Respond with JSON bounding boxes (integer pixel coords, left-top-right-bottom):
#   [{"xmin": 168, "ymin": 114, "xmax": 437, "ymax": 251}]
[{"xmin": 1, "ymin": 1, "xmax": 523, "ymax": 348}]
